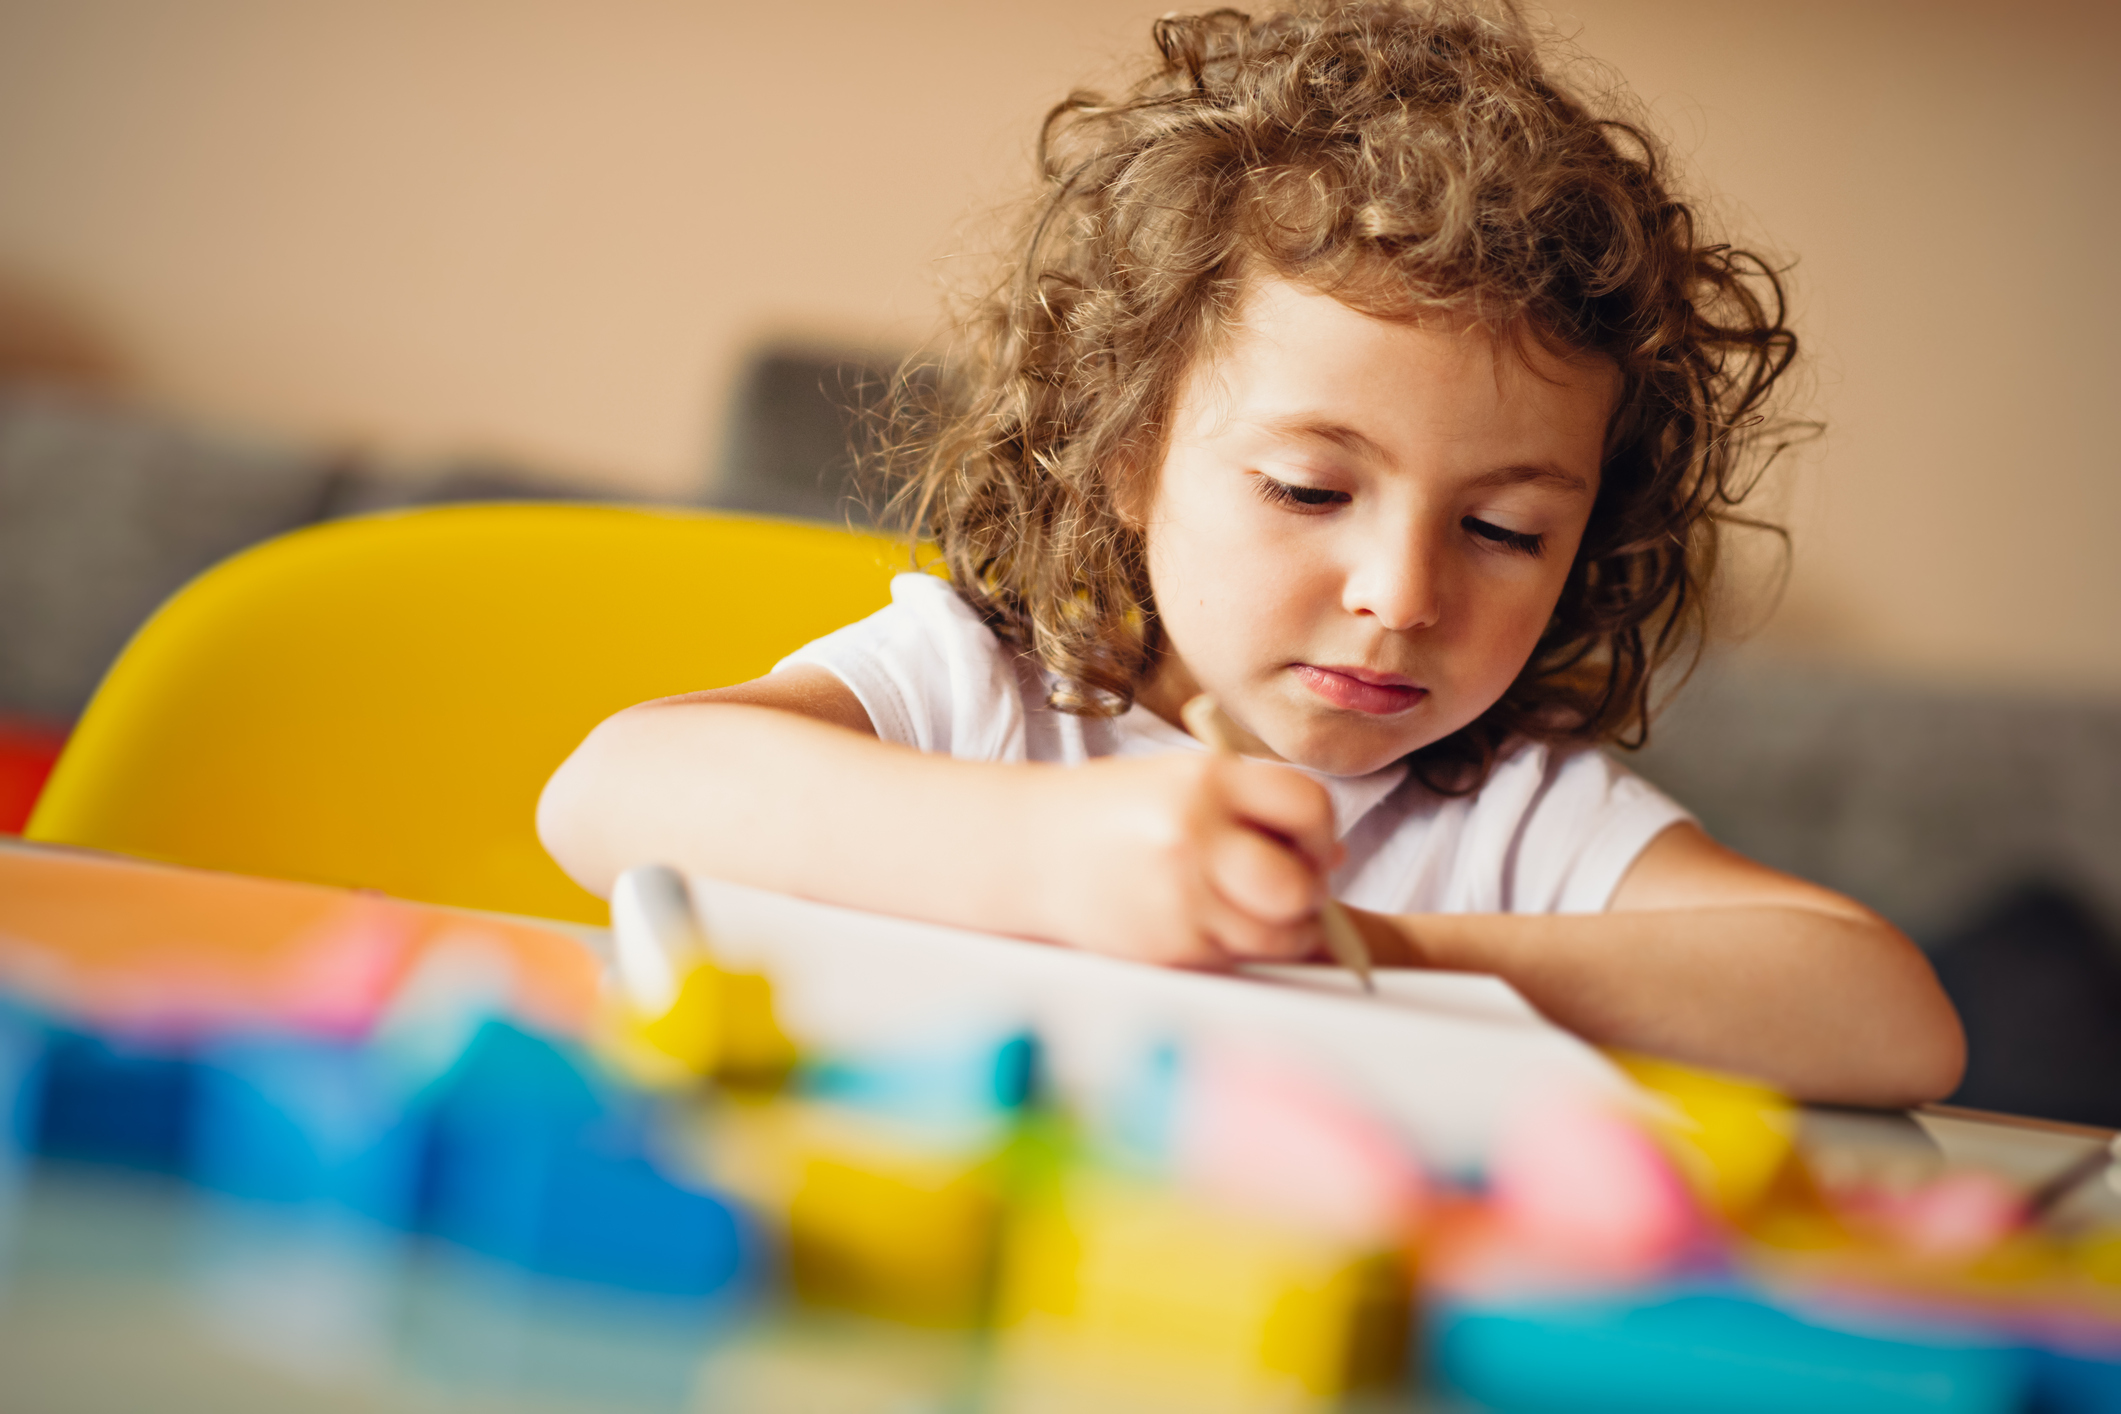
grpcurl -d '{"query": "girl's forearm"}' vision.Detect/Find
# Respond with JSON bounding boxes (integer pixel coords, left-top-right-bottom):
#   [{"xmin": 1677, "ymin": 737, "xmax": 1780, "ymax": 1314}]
[
  {"xmin": 1353, "ymin": 905, "xmax": 1965, "ymax": 1107},
  {"xmin": 539, "ymin": 703, "xmax": 1055, "ymax": 935},
  {"xmin": 544, "ymin": 704, "xmax": 1959, "ymax": 1105}
]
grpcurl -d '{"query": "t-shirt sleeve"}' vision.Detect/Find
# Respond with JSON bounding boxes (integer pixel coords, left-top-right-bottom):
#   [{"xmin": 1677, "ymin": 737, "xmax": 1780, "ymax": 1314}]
[
  {"xmin": 772, "ymin": 573, "xmax": 1030, "ymax": 762},
  {"xmin": 1501, "ymin": 747, "xmax": 1694, "ymax": 914}
]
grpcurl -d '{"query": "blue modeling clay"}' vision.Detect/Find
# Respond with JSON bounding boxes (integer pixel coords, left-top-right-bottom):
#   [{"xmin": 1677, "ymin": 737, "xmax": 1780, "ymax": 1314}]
[
  {"xmin": 0, "ymin": 1000, "xmax": 45, "ymax": 1161},
  {"xmin": 1429, "ymin": 1283, "xmax": 2029, "ymax": 1413},
  {"xmin": 186, "ymin": 944, "xmax": 509, "ymax": 1226},
  {"xmin": 1104, "ymin": 1039, "xmax": 1184, "ymax": 1170},
  {"xmin": 799, "ymin": 1028, "xmax": 1038, "ymax": 1133},
  {"xmin": 189, "ymin": 1033, "xmax": 431, "ymax": 1226},
  {"xmin": 419, "ymin": 1020, "xmax": 759, "ymax": 1299},
  {"xmin": 34, "ymin": 1025, "xmax": 196, "ymax": 1173},
  {"xmin": 2035, "ymin": 1344, "xmax": 2121, "ymax": 1414},
  {"xmin": 0, "ymin": 1000, "xmax": 47, "ymax": 1257}
]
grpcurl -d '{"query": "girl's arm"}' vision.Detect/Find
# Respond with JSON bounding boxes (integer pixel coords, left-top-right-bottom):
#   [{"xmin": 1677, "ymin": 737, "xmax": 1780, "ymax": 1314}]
[
  {"xmin": 1349, "ymin": 826, "xmax": 1967, "ymax": 1107},
  {"xmin": 544, "ymin": 674, "xmax": 1961, "ymax": 1106},
  {"xmin": 537, "ymin": 667, "xmax": 1342, "ymax": 968}
]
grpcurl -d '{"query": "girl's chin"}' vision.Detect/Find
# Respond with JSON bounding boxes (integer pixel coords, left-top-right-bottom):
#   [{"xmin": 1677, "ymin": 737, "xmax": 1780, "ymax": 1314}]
[{"xmin": 1265, "ymin": 721, "xmax": 1434, "ymax": 778}]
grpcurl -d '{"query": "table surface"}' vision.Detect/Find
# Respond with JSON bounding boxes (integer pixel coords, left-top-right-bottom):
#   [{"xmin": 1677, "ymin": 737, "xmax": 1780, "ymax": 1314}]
[
  {"xmin": 8, "ymin": 1113, "xmax": 2114, "ymax": 1414},
  {"xmin": 2, "ymin": 838, "xmax": 2114, "ymax": 1412}
]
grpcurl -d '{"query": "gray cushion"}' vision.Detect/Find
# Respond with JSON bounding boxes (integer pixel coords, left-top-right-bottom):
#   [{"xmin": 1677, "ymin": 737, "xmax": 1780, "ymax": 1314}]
[
  {"xmin": 1631, "ymin": 655, "xmax": 2121, "ymax": 943},
  {"xmin": 707, "ymin": 347, "xmax": 903, "ymax": 527},
  {"xmin": 0, "ymin": 390, "xmax": 647, "ymax": 721},
  {"xmin": 1929, "ymin": 883, "xmax": 2121, "ymax": 1127},
  {"xmin": 318, "ymin": 457, "xmax": 618, "ymax": 518},
  {"xmin": 0, "ymin": 388, "xmax": 338, "ymax": 718}
]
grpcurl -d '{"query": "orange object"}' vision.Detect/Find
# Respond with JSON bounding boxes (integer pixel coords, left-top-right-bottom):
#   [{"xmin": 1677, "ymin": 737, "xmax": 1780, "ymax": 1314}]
[{"xmin": 0, "ymin": 844, "xmax": 601, "ymax": 1037}]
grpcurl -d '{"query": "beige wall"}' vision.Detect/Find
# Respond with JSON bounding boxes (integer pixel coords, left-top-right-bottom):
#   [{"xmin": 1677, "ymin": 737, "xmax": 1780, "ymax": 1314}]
[{"xmin": 1, "ymin": 0, "xmax": 2115, "ymax": 690}]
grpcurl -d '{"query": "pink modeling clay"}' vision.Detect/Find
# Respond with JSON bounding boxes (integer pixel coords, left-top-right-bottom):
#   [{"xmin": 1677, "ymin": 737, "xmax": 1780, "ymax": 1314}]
[
  {"xmin": 273, "ymin": 899, "xmax": 421, "ymax": 1038},
  {"xmin": 1488, "ymin": 1092, "xmax": 1702, "ymax": 1280},
  {"xmin": 1884, "ymin": 1171, "xmax": 2026, "ymax": 1259},
  {"xmin": 1172, "ymin": 1044, "xmax": 1426, "ymax": 1242}
]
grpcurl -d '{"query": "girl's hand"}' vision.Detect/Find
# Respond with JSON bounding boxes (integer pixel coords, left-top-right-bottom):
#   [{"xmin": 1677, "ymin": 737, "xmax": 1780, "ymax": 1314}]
[{"xmin": 1022, "ymin": 753, "xmax": 1342, "ymax": 967}]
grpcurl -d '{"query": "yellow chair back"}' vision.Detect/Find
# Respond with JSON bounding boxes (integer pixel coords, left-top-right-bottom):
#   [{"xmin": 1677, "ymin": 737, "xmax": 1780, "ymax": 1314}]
[{"xmin": 26, "ymin": 504, "xmax": 905, "ymax": 924}]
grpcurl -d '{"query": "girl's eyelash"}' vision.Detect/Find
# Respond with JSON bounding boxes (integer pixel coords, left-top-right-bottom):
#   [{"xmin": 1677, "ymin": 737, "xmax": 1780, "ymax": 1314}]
[
  {"xmin": 1463, "ymin": 516, "xmax": 1546, "ymax": 557},
  {"xmin": 1254, "ymin": 475, "xmax": 1350, "ymax": 509},
  {"xmin": 1253, "ymin": 477, "xmax": 1544, "ymax": 557}
]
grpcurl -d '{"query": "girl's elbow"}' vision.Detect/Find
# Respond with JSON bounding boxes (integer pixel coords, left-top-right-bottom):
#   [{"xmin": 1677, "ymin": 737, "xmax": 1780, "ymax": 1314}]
[
  {"xmin": 1802, "ymin": 936, "xmax": 1966, "ymax": 1109},
  {"xmin": 1892, "ymin": 939, "xmax": 1969, "ymax": 1105},
  {"xmin": 1853, "ymin": 925, "xmax": 1967, "ymax": 1107},
  {"xmin": 1849, "ymin": 965, "xmax": 1967, "ymax": 1109},
  {"xmin": 1800, "ymin": 1019, "xmax": 1962, "ymax": 1111},
  {"xmin": 1896, "ymin": 997, "xmax": 1968, "ymax": 1107}
]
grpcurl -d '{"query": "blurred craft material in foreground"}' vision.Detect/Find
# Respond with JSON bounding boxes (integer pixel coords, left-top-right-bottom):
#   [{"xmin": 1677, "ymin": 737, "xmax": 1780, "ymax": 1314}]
[{"xmin": 5, "ymin": 844, "xmax": 2121, "ymax": 1412}]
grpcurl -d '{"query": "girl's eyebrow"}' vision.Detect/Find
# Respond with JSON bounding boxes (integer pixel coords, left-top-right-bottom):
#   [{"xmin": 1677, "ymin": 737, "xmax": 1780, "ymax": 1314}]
[
  {"xmin": 1251, "ymin": 415, "xmax": 1390, "ymax": 461},
  {"xmin": 1465, "ymin": 463, "xmax": 1594, "ymax": 496}
]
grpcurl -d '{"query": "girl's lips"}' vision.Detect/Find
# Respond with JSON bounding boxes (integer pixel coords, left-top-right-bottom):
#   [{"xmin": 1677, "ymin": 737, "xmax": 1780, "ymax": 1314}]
[{"xmin": 1291, "ymin": 663, "xmax": 1428, "ymax": 715}]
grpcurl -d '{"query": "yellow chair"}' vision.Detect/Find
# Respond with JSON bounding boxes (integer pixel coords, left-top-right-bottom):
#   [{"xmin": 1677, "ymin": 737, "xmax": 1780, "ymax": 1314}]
[{"xmin": 26, "ymin": 504, "xmax": 905, "ymax": 924}]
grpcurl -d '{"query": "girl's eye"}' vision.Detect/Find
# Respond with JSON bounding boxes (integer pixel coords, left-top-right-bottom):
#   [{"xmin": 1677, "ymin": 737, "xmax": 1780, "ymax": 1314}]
[
  {"xmin": 1463, "ymin": 516, "xmax": 1546, "ymax": 557},
  {"xmin": 1255, "ymin": 475, "xmax": 1350, "ymax": 511}
]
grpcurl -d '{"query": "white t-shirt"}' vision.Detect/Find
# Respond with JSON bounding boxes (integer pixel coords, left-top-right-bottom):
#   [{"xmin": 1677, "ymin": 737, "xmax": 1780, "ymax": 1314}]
[{"xmin": 776, "ymin": 574, "xmax": 1690, "ymax": 915}]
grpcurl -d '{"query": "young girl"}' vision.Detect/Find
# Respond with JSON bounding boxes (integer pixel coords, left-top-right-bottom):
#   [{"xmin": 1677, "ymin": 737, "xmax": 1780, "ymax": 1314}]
[{"xmin": 540, "ymin": 1, "xmax": 1963, "ymax": 1107}]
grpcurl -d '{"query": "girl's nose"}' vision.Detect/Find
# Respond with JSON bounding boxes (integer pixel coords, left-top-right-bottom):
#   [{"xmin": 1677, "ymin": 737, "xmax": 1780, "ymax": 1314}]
[{"xmin": 1341, "ymin": 532, "xmax": 1441, "ymax": 632}]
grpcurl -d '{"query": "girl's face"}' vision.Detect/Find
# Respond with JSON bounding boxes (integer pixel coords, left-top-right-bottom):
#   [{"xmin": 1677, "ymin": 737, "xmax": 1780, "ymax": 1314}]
[{"xmin": 1136, "ymin": 277, "xmax": 1618, "ymax": 777}]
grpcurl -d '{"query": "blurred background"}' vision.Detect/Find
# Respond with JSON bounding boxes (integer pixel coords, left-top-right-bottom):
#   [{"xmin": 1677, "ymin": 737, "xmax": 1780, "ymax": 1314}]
[{"xmin": 0, "ymin": 0, "xmax": 2117, "ymax": 1123}]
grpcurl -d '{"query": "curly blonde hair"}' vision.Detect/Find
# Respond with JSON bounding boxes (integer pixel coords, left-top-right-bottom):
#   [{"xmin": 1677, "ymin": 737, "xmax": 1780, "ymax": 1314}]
[{"xmin": 888, "ymin": 0, "xmax": 1794, "ymax": 791}]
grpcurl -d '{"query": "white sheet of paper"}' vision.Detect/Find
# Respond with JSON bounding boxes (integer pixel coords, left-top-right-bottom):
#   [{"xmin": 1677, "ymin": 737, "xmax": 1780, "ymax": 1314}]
[{"xmin": 685, "ymin": 876, "xmax": 1630, "ymax": 1174}]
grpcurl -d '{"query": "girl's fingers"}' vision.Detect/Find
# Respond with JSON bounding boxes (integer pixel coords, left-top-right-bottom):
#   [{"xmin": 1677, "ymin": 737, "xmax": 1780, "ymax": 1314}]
[
  {"xmin": 1195, "ymin": 885, "xmax": 1319, "ymax": 963},
  {"xmin": 1205, "ymin": 820, "xmax": 1325, "ymax": 925},
  {"xmin": 1216, "ymin": 758, "xmax": 1340, "ymax": 871},
  {"xmin": 1049, "ymin": 752, "xmax": 1337, "ymax": 967}
]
